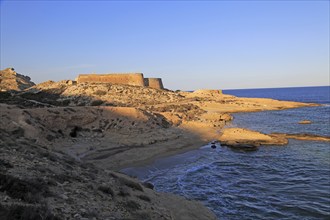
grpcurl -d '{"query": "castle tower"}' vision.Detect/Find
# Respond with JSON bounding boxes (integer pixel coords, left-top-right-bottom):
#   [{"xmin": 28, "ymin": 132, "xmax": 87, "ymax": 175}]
[{"xmin": 144, "ymin": 78, "xmax": 164, "ymax": 89}]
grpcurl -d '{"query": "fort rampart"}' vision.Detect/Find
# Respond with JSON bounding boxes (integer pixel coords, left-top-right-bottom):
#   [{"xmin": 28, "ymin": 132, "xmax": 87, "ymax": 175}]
[
  {"xmin": 77, "ymin": 73, "xmax": 145, "ymax": 87},
  {"xmin": 144, "ymin": 78, "xmax": 164, "ymax": 89},
  {"xmin": 77, "ymin": 73, "xmax": 164, "ymax": 89}
]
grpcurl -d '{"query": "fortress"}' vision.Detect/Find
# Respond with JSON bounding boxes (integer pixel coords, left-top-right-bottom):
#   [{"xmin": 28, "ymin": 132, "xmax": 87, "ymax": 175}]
[{"xmin": 76, "ymin": 73, "xmax": 164, "ymax": 89}]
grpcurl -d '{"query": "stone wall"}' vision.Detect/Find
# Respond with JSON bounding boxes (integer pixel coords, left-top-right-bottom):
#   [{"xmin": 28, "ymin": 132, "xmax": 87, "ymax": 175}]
[
  {"xmin": 77, "ymin": 73, "xmax": 145, "ymax": 87},
  {"xmin": 77, "ymin": 73, "xmax": 165, "ymax": 89},
  {"xmin": 145, "ymin": 78, "xmax": 164, "ymax": 89}
]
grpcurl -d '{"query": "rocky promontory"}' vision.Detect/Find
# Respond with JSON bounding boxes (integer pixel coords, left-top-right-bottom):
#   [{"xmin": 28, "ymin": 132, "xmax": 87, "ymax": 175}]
[
  {"xmin": 0, "ymin": 68, "xmax": 35, "ymax": 92},
  {"xmin": 219, "ymin": 128, "xmax": 288, "ymax": 150}
]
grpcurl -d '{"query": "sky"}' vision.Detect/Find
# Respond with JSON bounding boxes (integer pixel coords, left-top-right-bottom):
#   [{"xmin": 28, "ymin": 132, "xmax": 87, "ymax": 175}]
[{"xmin": 0, "ymin": 1, "xmax": 329, "ymax": 90}]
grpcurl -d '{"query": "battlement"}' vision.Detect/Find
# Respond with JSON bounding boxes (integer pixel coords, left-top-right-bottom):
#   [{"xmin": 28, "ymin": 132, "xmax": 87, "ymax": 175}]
[
  {"xmin": 77, "ymin": 73, "xmax": 145, "ymax": 87},
  {"xmin": 76, "ymin": 73, "xmax": 165, "ymax": 89}
]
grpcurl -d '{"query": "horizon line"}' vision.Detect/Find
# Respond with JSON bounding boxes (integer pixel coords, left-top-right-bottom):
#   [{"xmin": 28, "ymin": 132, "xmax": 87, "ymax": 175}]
[{"xmin": 222, "ymin": 85, "xmax": 330, "ymax": 91}]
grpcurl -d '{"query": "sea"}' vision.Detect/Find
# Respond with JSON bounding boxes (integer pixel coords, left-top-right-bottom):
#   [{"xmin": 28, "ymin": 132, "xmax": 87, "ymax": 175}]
[{"xmin": 122, "ymin": 86, "xmax": 330, "ymax": 220}]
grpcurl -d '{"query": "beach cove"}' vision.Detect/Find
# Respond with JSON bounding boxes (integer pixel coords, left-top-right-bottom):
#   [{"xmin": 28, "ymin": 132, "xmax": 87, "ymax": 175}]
[{"xmin": 122, "ymin": 86, "xmax": 330, "ymax": 219}]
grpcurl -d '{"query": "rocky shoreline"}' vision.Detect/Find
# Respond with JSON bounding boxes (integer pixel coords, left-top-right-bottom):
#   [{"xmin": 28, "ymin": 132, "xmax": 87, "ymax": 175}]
[{"xmin": 0, "ymin": 68, "xmax": 328, "ymax": 219}]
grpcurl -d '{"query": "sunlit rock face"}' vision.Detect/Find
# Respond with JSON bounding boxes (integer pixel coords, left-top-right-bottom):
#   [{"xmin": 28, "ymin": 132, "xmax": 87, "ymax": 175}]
[{"xmin": 0, "ymin": 68, "xmax": 35, "ymax": 91}]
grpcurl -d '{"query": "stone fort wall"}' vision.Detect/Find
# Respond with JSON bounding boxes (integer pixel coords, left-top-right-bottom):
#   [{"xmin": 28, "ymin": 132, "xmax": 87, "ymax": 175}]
[
  {"xmin": 144, "ymin": 78, "xmax": 164, "ymax": 89},
  {"xmin": 77, "ymin": 73, "xmax": 164, "ymax": 89},
  {"xmin": 77, "ymin": 73, "xmax": 145, "ymax": 87}
]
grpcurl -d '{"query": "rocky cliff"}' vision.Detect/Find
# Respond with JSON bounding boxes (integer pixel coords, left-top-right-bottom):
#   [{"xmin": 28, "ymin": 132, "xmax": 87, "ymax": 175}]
[
  {"xmin": 0, "ymin": 118, "xmax": 216, "ymax": 220},
  {"xmin": 0, "ymin": 68, "xmax": 35, "ymax": 91}
]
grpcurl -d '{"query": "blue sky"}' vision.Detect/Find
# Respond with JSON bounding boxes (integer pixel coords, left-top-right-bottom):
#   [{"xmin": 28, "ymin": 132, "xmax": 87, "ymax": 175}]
[{"xmin": 1, "ymin": 1, "xmax": 329, "ymax": 90}]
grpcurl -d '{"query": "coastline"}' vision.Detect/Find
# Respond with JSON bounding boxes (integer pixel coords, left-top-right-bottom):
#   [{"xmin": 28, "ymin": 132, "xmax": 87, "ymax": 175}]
[
  {"xmin": 119, "ymin": 97, "xmax": 330, "ymax": 219},
  {"xmin": 120, "ymin": 91, "xmax": 330, "ymax": 219},
  {"xmin": 118, "ymin": 103, "xmax": 328, "ymax": 174},
  {"xmin": 1, "ymin": 80, "xmax": 328, "ymax": 219},
  {"xmin": 109, "ymin": 100, "xmax": 323, "ymax": 171},
  {"xmin": 96, "ymin": 103, "xmax": 323, "ymax": 171}
]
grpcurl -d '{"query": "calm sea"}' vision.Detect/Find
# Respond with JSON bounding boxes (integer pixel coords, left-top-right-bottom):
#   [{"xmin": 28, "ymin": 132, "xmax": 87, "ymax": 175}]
[{"xmin": 123, "ymin": 86, "xmax": 330, "ymax": 220}]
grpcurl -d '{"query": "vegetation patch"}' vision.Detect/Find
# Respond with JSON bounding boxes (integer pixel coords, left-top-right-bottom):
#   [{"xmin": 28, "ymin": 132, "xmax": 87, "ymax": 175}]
[
  {"xmin": 119, "ymin": 177, "xmax": 144, "ymax": 192},
  {"xmin": 123, "ymin": 200, "xmax": 141, "ymax": 211},
  {"xmin": 0, "ymin": 91, "xmax": 11, "ymax": 100},
  {"xmin": 118, "ymin": 187, "xmax": 130, "ymax": 197},
  {"xmin": 0, "ymin": 204, "xmax": 60, "ymax": 220},
  {"xmin": 94, "ymin": 90, "xmax": 107, "ymax": 96},
  {"xmin": 69, "ymin": 126, "xmax": 82, "ymax": 137},
  {"xmin": 91, "ymin": 100, "xmax": 104, "ymax": 106},
  {"xmin": 98, "ymin": 185, "xmax": 115, "ymax": 197},
  {"xmin": 0, "ymin": 159, "xmax": 13, "ymax": 169},
  {"xmin": 142, "ymin": 182, "xmax": 154, "ymax": 190},
  {"xmin": 137, "ymin": 194, "xmax": 151, "ymax": 202},
  {"xmin": 0, "ymin": 173, "xmax": 50, "ymax": 203}
]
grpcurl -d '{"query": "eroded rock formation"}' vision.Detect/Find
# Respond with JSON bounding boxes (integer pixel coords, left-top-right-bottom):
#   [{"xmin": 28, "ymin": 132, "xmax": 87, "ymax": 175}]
[{"xmin": 0, "ymin": 68, "xmax": 35, "ymax": 91}]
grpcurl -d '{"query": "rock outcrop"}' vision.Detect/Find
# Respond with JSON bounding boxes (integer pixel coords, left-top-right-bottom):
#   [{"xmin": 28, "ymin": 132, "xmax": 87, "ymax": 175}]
[
  {"xmin": 219, "ymin": 128, "xmax": 289, "ymax": 149},
  {"xmin": 22, "ymin": 80, "xmax": 182, "ymax": 107},
  {"xmin": 219, "ymin": 128, "xmax": 330, "ymax": 150},
  {"xmin": 0, "ymin": 68, "xmax": 35, "ymax": 91},
  {"xmin": 298, "ymin": 120, "xmax": 312, "ymax": 124},
  {"xmin": 271, "ymin": 133, "xmax": 330, "ymax": 142},
  {"xmin": 190, "ymin": 89, "xmax": 223, "ymax": 97}
]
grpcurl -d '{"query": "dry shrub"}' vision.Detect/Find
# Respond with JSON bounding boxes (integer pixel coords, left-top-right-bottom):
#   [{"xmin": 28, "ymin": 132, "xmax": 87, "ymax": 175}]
[
  {"xmin": 0, "ymin": 173, "xmax": 50, "ymax": 203},
  {"xmin": 119, "ymin": 177, "xmax": 144, "ymax": 192},
  {"xmin": 98, "ymin": 185, "xmax": 115, "ymax": 197}
]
